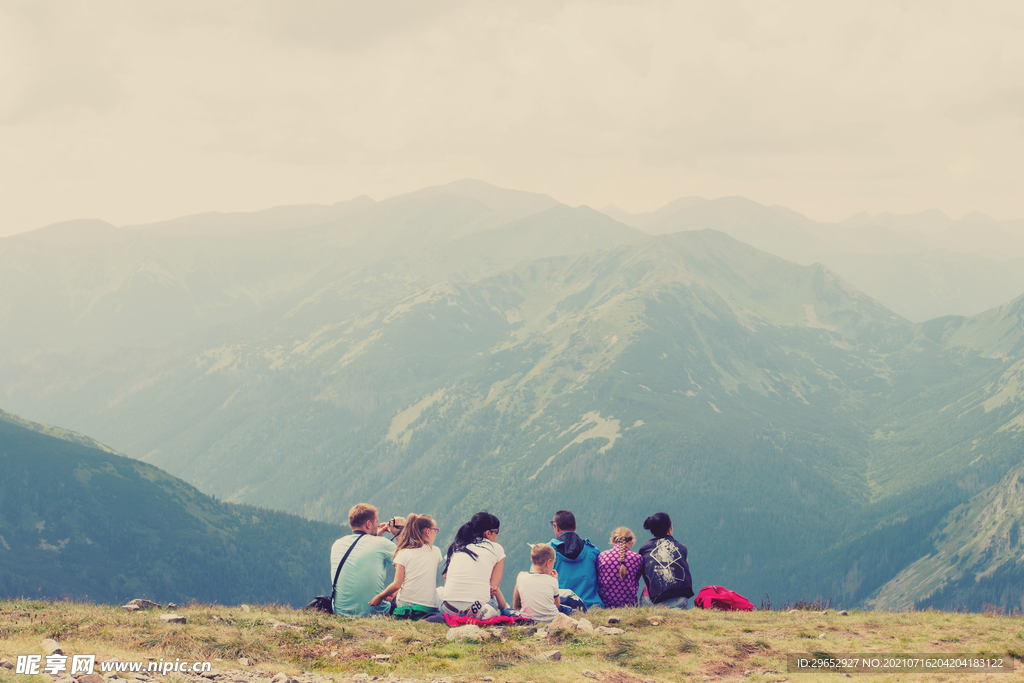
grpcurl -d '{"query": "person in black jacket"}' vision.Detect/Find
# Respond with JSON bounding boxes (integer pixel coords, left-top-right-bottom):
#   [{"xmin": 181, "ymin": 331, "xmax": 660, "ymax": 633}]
[{"xmin": 637, "ymin": 512, "xmax": 693, "ymax": 608}]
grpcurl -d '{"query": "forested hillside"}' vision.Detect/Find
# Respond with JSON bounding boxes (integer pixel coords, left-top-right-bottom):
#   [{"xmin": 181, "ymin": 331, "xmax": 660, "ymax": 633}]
[{"xmin": 0, "ymin": 411, "xmax": 343, "ymax": 606}]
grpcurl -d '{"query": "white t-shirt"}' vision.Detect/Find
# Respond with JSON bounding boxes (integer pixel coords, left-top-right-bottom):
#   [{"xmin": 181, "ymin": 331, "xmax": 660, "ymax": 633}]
[
  {"xmin": 516, "ymin": 571, "xmax": 560, "ymax": 622},
  {"xmin": 443, "ymin": 540, "xmax": 506, "ymax": 605},
  {"xmin": 394, "ymin": 544, "xmax": 443, "ymax": 608}
]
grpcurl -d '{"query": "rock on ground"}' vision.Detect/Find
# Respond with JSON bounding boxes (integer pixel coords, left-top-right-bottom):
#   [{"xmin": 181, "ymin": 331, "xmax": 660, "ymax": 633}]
[
  {"xmin": 597, "ymin": 626, "xmax": 625, "ymax": 635},
  {"xmin": 549, "ymin": 613, "xmax": 579, "ymax": 631},
  {"xmin": 445, "ymin": 625, "xmax": 489, "ymax": 642},
  {"xmin": 41, "ymin": 639, "xmax": 63, "ymax": 656}
]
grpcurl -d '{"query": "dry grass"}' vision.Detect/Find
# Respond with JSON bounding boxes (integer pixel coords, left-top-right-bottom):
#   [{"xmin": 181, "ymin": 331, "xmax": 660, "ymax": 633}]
[{"xmin": 0, "ymin": 600, "xmax": 1022, "ymax": 682}]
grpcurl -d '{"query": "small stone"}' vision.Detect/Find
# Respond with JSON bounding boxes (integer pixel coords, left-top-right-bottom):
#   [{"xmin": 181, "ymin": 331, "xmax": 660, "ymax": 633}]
[
  {"xmin": 371, "ymin": 655, "xmax": 391, "ymax": 661},
  {"xmin": 549, "ymin": 613, "xmax": 579, "ymax": 631},
  {"xmin": 322, "ymin": 635, "xmax": 335, "ymax": 642},
  {"xmin": 445, "ymin": 625, "xmax": 489, "ymax": 642},
  {"xmin": 200, "ymin": 671, "xmax": 220, "ymax": 679},
  {"xmin": 79, "ymin": 675, "xmax": 104, "ymax": 683},
  {"xmin": 643, "ymin": 679, "xmax": 656, "ymax": 683},
  {"xmin": 166, "ymin": 603, "xmax": 179, "ymax": 609},
  {"xmin": 122, "ymin": 605, "xmax": 140, "ymax": 612},
  {"xmin": 273, "ymin": 674, "xmax": 289, "ymax": 683},
  {"xmin": 577, "ymin": 618, "xmax": 595, "ymax": 633},
  {"xmin": 240, "ymin": 604, "xmax": 251, "ymax": 613},
  {"xmin": 238, "ymin": 658, "xmax": 250, "ymax": 667},
  {"xmin": 160, "ymin": 614, "xmax": 187, "ymax": 624},
  {"xmin": 270, "ymin": 619, "xmax": 300, "ymax": 631},
  {"xmin": 352, "ymin": 675, "xmax": 370, "ymax": 681},
  {"xmin": 597, "ymin": 626, "xmax": 625, "ymax": 635},
  {"xmin": 331, "ymin": 651, "xmax": 338, "ymax": 657},
  {"xmin": 127, "ymin": 599, "xmax": 159, "ymax": 610},
  {"xmin": 534, "ymin": 628, "xmax": 548, "ymax": 638},
  {"xmin": 840, "ymin": 610, "xmax": 849, "ymax": 616},
  {"xmin": 0, "ymin": 659, "xmax": 14, "ymax": 670},
  {"xmin": 787, "ymin": 609, "xmax": 799, "ymax": 614},
  {"xmin": 481, "ymin": 678, "xmax": 495, "ymax": 682},
  {"xmin": 541, "ymin": 650, "xmax": 561, "ymax": 661},
  {"xmin": 818, "ymin": 633, "xmax": 826, "ymax": 639},
  {"xmin": 384, "ymin": 636, "xmax": 393, "ymax": 644},
  {"xmin": 606, "ymin": 616, "xmax": 621, "ymax": 624},
  {"xmin": 41, "ymin": 639, "xmax": 64, "ymax": 656},
  {"xmin": 648, "ymin": 618, "xmax": 662, "ymax": 626},
  {"xmin": 582, "ymin": 671, "xmax": 597, "ymax": 679}
]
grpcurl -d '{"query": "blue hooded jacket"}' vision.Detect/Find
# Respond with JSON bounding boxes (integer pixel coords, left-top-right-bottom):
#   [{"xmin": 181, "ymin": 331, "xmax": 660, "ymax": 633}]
[{"xmin": 549, "ymin": 532, "xmax": 604, "ymax": 609}]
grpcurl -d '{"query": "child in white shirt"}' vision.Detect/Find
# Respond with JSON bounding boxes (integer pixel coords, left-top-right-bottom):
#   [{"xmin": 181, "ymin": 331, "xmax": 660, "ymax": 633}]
[
  {"xmin": 370, "ymin": 514, "xmax": 442, "ymax": 610},
  {"xmin": 513, "ymin": 543, "xmax": 561, "ymax": 623}
]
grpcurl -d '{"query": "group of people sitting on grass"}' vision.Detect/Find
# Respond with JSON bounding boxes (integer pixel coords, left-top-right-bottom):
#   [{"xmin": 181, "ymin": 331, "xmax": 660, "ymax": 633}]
[{"xmin": 329, "ymin": 505, "xmax": 693, "ymax": 623}]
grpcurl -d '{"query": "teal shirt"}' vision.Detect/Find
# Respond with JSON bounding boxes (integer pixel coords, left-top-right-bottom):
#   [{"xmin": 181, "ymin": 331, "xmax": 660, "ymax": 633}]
[{"xmin": 330, "ymin": 532, "xmax": 397, "ymax": 616}]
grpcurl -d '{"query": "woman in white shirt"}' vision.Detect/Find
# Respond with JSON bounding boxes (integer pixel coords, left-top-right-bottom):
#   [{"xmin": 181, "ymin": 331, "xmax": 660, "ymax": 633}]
[
  {"xmin": 439, "ymin": 511, "xmax": 506, "ymax": 619},
  {"xmin": 369, "ymin": 514, "xmax": 442, "ymax": 617}
]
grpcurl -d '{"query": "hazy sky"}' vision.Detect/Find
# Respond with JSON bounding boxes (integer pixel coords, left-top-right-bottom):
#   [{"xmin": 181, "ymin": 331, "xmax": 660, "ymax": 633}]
[{"xmin": 1, "ymin": 0, "xmax": 1022, "ymax": 236}]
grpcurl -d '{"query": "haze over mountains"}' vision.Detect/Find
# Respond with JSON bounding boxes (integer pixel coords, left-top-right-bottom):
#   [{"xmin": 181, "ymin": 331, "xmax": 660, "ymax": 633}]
[
  {"xmin": 604, "ymin": 196, "xmax": 1024, "ymax": 323},
  {"xmin": 2, "ymin": 180, "xmax": 1024, "ymax": 610}
]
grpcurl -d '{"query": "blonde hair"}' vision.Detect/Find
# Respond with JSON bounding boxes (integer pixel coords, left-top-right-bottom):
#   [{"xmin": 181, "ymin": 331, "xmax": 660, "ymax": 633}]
[
  {"xmin": 348, "ymin": 503, "xmax": 378, "ymax": 529},
  {"xmin": 609, "ymin": 527, "xmax": 635, "ymax": 581},
  {"xmin": 393, "ymin": 513, "xmax": 436, "ymax": 560},
  {"xmin": 531, "ymin": 543, "xmax": 555, "ymax": 566}
]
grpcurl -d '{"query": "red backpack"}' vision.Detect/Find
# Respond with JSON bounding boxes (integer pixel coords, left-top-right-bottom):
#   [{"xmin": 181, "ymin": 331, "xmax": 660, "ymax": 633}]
[{"xmin": 694, "ymin": 585, "xmax": 754, "ymax": 611}]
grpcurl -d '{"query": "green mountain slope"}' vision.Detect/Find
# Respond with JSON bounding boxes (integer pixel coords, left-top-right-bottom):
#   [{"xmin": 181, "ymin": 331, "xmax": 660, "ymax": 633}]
[{"xmin": 0, "ymin": 412, "xmax": 343, "ymax": 606}]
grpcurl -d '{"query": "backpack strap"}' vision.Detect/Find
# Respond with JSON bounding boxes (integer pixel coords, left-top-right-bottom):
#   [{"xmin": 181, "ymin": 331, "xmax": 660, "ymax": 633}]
[{"xmin": 330, "ymin": 533, "xmax": 366, "ymax": 602}]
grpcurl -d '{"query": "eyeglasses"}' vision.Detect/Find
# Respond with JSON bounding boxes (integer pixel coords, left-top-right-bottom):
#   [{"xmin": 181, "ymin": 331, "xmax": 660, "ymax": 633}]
[
  {"xmin": 549, "ymin": 521, "xmax": 556, "ymax": 527},
  {"xmin": 489, "ymin": 529, "xmax": 500, "ymax": 534},
  {"xmin": 429, "ymin": 527, "xmax": 440, "ymax": 532}
]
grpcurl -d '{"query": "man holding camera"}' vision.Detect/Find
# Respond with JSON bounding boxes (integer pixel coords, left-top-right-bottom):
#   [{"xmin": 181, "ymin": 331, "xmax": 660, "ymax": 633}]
[{"xmin": 330, "ymin": 503, "xmax": 405, "ymax": 616}]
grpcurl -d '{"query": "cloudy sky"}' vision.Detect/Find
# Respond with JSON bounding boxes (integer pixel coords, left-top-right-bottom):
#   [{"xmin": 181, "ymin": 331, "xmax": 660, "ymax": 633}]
[{"xmin": 1, "ymin": 0, "xmax": 1022, "ymax": 235}]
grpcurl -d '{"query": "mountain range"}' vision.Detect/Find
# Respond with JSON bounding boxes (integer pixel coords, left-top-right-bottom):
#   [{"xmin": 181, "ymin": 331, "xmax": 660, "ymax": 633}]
[{"xmin": 1, "ymin": 180, "xmax": 1023, "ymax": 610}]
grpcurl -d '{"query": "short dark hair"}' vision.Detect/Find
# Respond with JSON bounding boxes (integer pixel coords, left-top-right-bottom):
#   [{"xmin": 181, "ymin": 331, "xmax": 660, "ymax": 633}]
[
  {"xmin": 554, "ymin": 510, "xmax": 576, "ymax": 531},
  {"xmin": 643, "ymin": 512, "xmax": 672, "ymax": 538}
]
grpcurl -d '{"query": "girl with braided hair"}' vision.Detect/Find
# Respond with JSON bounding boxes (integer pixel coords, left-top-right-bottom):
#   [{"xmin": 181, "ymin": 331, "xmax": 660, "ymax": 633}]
[{"xmin": 596, "ymin": 526, "xmax": 643, "ymax": 607}]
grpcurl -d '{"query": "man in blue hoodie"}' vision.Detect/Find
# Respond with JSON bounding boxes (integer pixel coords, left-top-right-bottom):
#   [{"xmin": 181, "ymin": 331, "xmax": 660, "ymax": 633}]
[{"xmin": 549, "ymin": 509, "xmax": 604, "ymax": 609}]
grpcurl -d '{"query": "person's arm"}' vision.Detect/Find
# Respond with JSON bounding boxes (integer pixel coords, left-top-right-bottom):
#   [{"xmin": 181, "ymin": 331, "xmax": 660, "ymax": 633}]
[
  {"xmin": 512, "ymin": 585, "xmax": 522, "ymax": 610},
  {"xmin": 493, "ymin": 586, "xmax": 508, "ymax": 610},
  {"xmin": 489, "ymin": 558, "xmax": 504, "ymax": 597},
  {"xmin": 369, "ymin": 564, "xmax": 406, "ymax": 606}
]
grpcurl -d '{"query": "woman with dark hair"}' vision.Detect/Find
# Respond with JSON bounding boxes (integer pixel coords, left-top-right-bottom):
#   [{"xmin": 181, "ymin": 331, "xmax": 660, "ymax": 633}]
[
  {"xmin": 439, "ymin": 511, "xmax": 507, "ymax": 619},
  {"xmin": 637, "ymin": 512, "xmax": 693, "ymax": 608}
]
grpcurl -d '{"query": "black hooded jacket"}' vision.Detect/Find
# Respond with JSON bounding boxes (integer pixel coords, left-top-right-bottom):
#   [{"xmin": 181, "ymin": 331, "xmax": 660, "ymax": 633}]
[{"xmin": 637, "ymin": 535, "xmax": 694, "ymax": 602}]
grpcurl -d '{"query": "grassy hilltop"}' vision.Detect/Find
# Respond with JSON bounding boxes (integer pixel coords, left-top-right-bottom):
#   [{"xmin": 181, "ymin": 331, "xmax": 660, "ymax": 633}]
[{"xmin": 1, "ymin": 600, "xmax": 1022, "ymax": 683}]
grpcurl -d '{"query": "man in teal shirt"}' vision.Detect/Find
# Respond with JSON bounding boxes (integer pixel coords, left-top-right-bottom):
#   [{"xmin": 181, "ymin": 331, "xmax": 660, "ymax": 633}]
[{"xmin": 330, "ymin": 503, "xmax": 404, "ymax": 616}]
